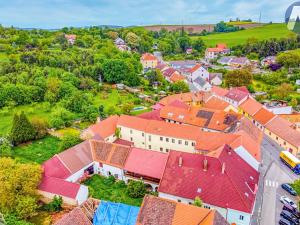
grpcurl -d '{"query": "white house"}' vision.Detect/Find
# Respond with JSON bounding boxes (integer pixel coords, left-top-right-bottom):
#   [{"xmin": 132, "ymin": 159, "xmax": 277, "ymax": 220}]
[{"xmin": 192, "ymin": 77, "xmax": 212, "ymax": 92}]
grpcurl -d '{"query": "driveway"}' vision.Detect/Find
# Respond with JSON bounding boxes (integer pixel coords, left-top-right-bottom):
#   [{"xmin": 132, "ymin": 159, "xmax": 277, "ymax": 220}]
[{"xmin": 251, "ymin": 136, "xmax": 299, "ymax": 225}]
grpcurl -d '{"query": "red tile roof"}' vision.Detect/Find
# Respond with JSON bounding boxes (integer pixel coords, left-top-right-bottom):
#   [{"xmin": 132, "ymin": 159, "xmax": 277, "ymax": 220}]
[
  {"xmin": 211, "ymin": 86, "xmax": 228, "ymax": 97},
  {"xmin": 168, "ymin": 100, "xmax": 189, "ymax": 110},
  {"xmin": 124, "ymin": 148, "xmax": 168, "ymax": 179},
  {"xmin": 42, "ymin": 156, "xmax": 71, "ymax": 179},
  {"xmin": 170, "ymin": 72, "xmax": 186, "ymax": 83},
  {"xmin": 239, "ymin": 98, "xmax": 263, "ymax": 116},
  {"xmin": 206, "ymin": 48, "xmax": 223, "ymax": 53},
  {"xmin": 89, "ymin": 115, "xmax": 119, "ymax": 139},
  {"xmin": 225, "ymin": 88, "xmax": 249, "ymax": 103},
  {"xmin": 196, "ymin": 133, "xmax": 240, "ymax": 151},
  {"xmin": 137, "ymin": 109, "xmax": 163, "ymax": 121},
  {"xmin": 188, "ymin": 64, "xmax": 202, "ymax": 73},
  {"xmin": 252, "ymin": 108, "xmax": 276, "ymax": 126},
  {"xmin": 39, "ymin": 176, "xmax": 80, "ymax": 199},
  {"xmin": 159, "ymin": 92, "xmax": 210, "ymax": 106},
  {"xmin": 216, "ymin": 43, "xmax": 227, "ymax": 49},
  {"xmin": 265, "ymin": 116, "xmax": 300, "ymax": 147},
  {"xmin": 54, "ymin": 207, "xmax": 91, "ymax": 225},
  {"xmin": 113, "ymin": 139, "xmax": 134, "ymax": 146},
  {"xmin": 203, "ymin": 96, "xmax": 230, "ymax": 111},
  {"xmin": 142, "ymin": 53, "xmax": 157, "ymax": 61},
  {"xmin": 163, "ymin": 68, "xmax": 177, "ymax": 78},
  {"xmin": 159, "ymin": 146, "xmax": 259, "ymax": 213}
]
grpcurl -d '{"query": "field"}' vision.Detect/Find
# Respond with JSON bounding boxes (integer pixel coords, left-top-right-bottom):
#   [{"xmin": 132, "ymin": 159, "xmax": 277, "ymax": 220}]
[
  {"xmin": 198, "ymin": 23, "xmax": 295, "ymax": 47},
  {"xmin": 84, "ymin": 175, "xmax": 144, "ymax": 206}
]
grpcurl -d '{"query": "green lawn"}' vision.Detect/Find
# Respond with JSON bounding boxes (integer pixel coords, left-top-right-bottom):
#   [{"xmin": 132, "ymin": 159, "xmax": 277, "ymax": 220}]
[
  {"xmin": 12, "ymin": 135, "xmax": 62, "ymax": 164},
  {"xmin": 197, "ymin": 23, "xmax": 294, "ymax": 47},
  {"xmin": 84, "ymin": 175, "xmax": 144, "ymax": 206},
  {"xmin": 0, "ymin": 52, "xmax": 8, "ymax": 62}
]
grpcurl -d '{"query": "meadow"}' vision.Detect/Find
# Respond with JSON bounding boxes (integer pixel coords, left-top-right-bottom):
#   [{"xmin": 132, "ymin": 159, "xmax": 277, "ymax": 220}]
[{"xmin": 198, "ymin": 23, "xmax": 295, "ymax": 47}]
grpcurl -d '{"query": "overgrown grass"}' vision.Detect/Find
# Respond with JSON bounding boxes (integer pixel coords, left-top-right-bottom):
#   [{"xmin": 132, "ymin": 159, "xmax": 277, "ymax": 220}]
[
  {"xmin": 196, "ymin": 24, "xmax": 294, "ymax": 47},
  {"xmin": 84, "ymin": 175, "xmax": 143, "ymax": 206},
  {"xmin": 12, "ymin": 135, "xmax": 62, "ymax": 164}
]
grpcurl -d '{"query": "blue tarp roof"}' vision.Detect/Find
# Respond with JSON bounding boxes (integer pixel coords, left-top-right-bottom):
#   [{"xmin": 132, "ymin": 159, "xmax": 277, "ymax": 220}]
[{"xmin": 93, "ymin": 201, "xmax": 140, "ymax": 225}]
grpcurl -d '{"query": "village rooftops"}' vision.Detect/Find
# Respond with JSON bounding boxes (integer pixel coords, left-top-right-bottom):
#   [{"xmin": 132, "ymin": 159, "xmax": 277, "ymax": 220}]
[
  {"xmin": 124, "ymin": 147, "xmax": 168, "ymax": 179},
  {"xmin": 252, "ymin": 108, "xmax": 276, "ymax": 126},
  {"xmin": 141, "ymin": 53, "xmax": 157, "ymax": 61},
  {"xmin": 159, "ymin": 91, "xmax": 211, "ymax": 106},
  {"xmin": 88, "ymin": 115, "xmax": 119, "ymax": 139},
  {"xmin": 212, "ymin": 86, "xmax": 229, "ymax": 97},
  {"xmin": 239, "ymin": 97, "xmax": 263, "ymax": 116},
  {"xmin": 225, "ymin": 88, "xmax": 249, "ymax": 103},
  {"xmin": 203, "ymin": 96, "xmax": 230, "ymax": 111},
  {"xmin": 54, "ymin": 204, "xmax": 92, "ymax": 225},
  {"xmin": 158, "ymin": 145, "xmax": 259, "ymax": 213},
  {"xmin": 136, "ymin": 195, "xmax": 228, "ymax": 225}
]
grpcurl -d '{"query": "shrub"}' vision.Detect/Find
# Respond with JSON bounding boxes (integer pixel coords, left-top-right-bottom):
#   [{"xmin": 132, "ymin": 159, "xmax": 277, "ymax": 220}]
[
  {"xmin": 31, "ymin": 117, "xmax": 48, "ymax": 139},
  {"xmin": 126, "ymin": 180, "xmax": 146, "ymax": 198},
  {"xmin": 43, "ymin": 196, "xmax": 63, "ymax": 212},
  {"xmin": 58, "ymin": 134, "xmax": 81, "ymax": 151},
  {"xmin": 10, "ymin": 112, "xmax": 35, "ymax": 145},
  {"xmin": 103, "ymin": 175, "xmax": 116, "ymax": 186}
]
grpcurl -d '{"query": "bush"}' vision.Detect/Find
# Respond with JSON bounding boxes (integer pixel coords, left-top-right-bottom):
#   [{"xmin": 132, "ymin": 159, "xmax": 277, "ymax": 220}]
[
  {"xmin": 58, "ymin": 134, "xmax": 81, "ymax": 151},
  {"xmin": 103, "ymin": 175, "xmax": 116, "ymax": 186},
  {"xmin": 126, "ymin": 180, "xmax": 146, "ymax": 198},
  {"xmin": 31, "ymin": 117, "xmax": 48, "ymax": 139},
  {"xmin": 43, "ymin": 196, "xmax": 63, "ymax": 212},
  {"xmin": 4, "ymin": 214, "xmax": 34, "ymax": 225},
  {"xmin": 0, "ymin": 137, "xmax": 12, "ymax": 157}
]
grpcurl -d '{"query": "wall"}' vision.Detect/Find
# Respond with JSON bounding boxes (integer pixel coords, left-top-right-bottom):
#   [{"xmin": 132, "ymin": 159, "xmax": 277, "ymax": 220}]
[
  {"xmin": 234, "ymin": 146, "xmax": 259, "ymax": 171},
  {"xmin": 227, "ymin": 208, "xmax": 251, "ymax": 225},
  {"xmin": 94, "ymin": 162, "xmax": 125, "ymax": 180},
  {"xmin": 66, "ymin": 162, "xmax": 95, "ymax": 183},
  {"xmin": 76, "ymin": 185, "xmax": 89, "ymax": 205},
  {"xmin": 38, "ymin": 190, "xmax": 78, "ymax": 206}
]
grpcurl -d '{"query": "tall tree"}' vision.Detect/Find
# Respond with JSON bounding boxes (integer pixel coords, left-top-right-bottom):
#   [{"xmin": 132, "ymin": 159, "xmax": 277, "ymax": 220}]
[
  {"xmin": 10, "ymin": 112, "xmax": 35, "ymax": 145},
  {"xmin": 224, "ymin": 69, "xmax": 253, "ymax": 87}
]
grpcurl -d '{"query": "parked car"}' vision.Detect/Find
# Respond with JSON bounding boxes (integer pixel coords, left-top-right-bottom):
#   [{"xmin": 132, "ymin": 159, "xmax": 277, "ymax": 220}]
[
  {"xmin": 280, "ymin": 196, "xmax": 298, "ymax": 209},
  {"xmin": 279, "ymin": 218, "xmax": 297, "ymax": 225},
  {"xmin": 282, "ymin": 184, "xmax": 297, "ymax": 196},
  {"xmin": 280, "ymin": 210, "xmax": 299, "ymax": 224},
  {"xmin": 284, "ymin": 204, "xmax": 300, "ymax": 219}
]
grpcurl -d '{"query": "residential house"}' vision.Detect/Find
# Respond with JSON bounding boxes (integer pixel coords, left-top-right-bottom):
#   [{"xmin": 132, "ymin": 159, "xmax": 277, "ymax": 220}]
[
  {"xmin": 192, "ymin": 77, "xmax": 212, "ymax": 92},
  {"xmin": 137, "ymin": 195, "xmax": 229, "ymax": 225},
  {"xmin": 168, "ymin": 60, "xmax": 197, "ymax": 70},
  {"xmin": 205, "ymin": 44, "xmax": 230, "ymax": 60},
  {"xmin": 185, "ymin": 64, "xmax": 210, "ymax": 82},
  {"xmin": 64, "ymin": 34, "xmax": 76, "ymax": 45},
  {"xmin": 263, "ymin": 100, "xmax": 293, "ymax": 115},
  {"xmin": 218, "ymin": 56, "xmax": 250, "ymax": 68},
  {"xmin": 203, "ymin": 96, "xmax": 232, "ymax": 112},
  {"xmin": 158, "ymin": 145, "xmax": 259, "ymax": 225},
  {"xmin": 239, "ymin": 97, "xmax": 263, "ymax": 118},
  {"xmin": 223, "ymin": 88, "xmax": 249, "ymax": 108},
  {"xmin": 252, "ymin": 108, "xmax": 276, "ymax": 130},
  {"xmin": 114, "ymin": 37, "xmax": 130, "ymax": 52},
  {"xmin": 169, "ymin": 72, "xmax": 186, "ymax": 83},
  {"xmin": 141, "ymin": 53, "xmax": 158, "ymax": 70},
  {"xmin": 159, "ymin": 91, "xmax": 210, "ymax": 106},
  {"xmin": 209, "ymin": 73, "xmax": 223, "ymax": 86}
]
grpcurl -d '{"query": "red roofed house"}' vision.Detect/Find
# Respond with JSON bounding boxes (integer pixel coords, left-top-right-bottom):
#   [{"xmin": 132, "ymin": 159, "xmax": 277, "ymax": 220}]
[
  {"xmin": 64, "ymin": 34, "xmax": 76, "ymax": 45},
  {"xmin": 124, "ymin": 147, "xmax": 168, "ymax": 191},
  {"xmin": 184, "ymin": 64, "xmax": 210, "ymax": 82},
  {"xmin": 158, "ymin": 145, "xmax": 259, "ymax": 225},
  {"xmin": 141, "ymin": 53, "xmax": 158, "ymax": 70},
  {"xmin": 224, "ymin": 87, "xmax": 249, "ymax": 108},
  {"xmin": 205, "ymin": 44, "xmax": 230, "ymax": 60}
]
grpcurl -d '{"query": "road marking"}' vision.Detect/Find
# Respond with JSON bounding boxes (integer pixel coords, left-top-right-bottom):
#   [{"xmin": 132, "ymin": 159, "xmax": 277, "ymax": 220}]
[{"xmin": 265, "ymin": 179, "xmax": 279, "ymax": 188}]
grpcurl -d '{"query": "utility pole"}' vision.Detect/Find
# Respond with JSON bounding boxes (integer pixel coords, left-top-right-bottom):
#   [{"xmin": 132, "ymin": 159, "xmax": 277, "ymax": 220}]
[{"xmin": 259, "ymin": 11, "xmax": 262, "ymax": 23}]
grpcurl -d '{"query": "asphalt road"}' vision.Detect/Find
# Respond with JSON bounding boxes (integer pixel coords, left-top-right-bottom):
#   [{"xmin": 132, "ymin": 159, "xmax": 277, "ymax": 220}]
[{"xmin": 251, "ymin": 136, "xmax": 299, "ymax": 225}]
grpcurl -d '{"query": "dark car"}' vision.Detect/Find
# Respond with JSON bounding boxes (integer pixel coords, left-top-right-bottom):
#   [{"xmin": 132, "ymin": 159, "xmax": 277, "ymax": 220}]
[
  {"xmin": 282, "ymin": 183, "xmax": 297, "ymax": 196},
  {"xmin": 281, "ymin": 210, "xmax": 300, "ymax": 224},
  {"xmin": 284, "ymin": 204, "xmax": 300, "ymax": 219},
  {"xmin": 279, "ymin": 218, "xmax": 296, "ymax": 225}
]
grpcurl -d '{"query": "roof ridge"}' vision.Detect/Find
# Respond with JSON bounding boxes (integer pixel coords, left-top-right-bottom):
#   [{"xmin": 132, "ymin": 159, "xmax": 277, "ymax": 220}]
[{"xmin": 56, "ymin": 154, "xmax": 72, "ymax": 174}]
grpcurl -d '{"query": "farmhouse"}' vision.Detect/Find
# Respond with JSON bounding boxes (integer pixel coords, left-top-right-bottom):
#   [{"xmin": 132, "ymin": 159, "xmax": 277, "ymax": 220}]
[
  {"xmin": 205, "ymin": 44, "xmax": 230, "ymax": 60},
  {"xmin": 141, "ymin": 53, "xmax": 158, "ymax": 70}
]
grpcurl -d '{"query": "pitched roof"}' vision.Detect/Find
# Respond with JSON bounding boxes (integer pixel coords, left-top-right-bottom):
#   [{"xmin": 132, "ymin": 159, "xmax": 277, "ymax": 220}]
[
  {"xmin": 209, "ymin": 73, "xmax": 222, "ymax": 81},
  {"xmin": 136, "ymin": 195, "xmax": 228, "ymax": 225},
  {"xmin": 159, "ymin": 92, "xmax": 209, "ymax": 106},
  {"xmin": 90, "ymin": 140, "xmax": 131, "ymax": 168},
  {"xmin": 194, "ymin": 77, "xmax": 209, "ymax": 87},
  {"xmin": 225, "ymin": 88, "xmax": 249, "ymax": 103},
  {"xmin": 189, "ymin": 64, "xmax": 202, "ymax": 73},
  {"xmin": 163, "ymin": 68, "xmax": 177, "ymax": 78},
  {"xmin": 39, "ymin": 176, "xmax": 81, "ymax": 199},
  {"xmin": 216, "ymin": 43, "xmax": 227, "ymax": 49},
  {"xmin": 203, "ymin": 96, "xmax": 230, "ymax": 111},
  {"xmin": 265, "ymin": 116, "xmax": 300, "ymax": 147},
  {"xmin": 206, "ymin": 48, "xmax": 224, "ymax": 53},
  {"xmin": 237, "ymin": 117, "xmax": 263, "ymax": 142},
  {"xmin": 113, "ymin": 138, "xmax": 134, "ymax": 146},
  {"xmin": 158, "ymin": 146, "xmax": 259, "ymax": 213},
  {"xmin": 170, "ymin": 72, "xmax": 186, "ymax": 83},
  {"xmin": 211, "ymin": 86, "xmax": 228, "ymax": 97},
  {"xmin": 196, "ymin": 133, "xmax": 240, "ymax": 151},
  {"xmin": 239, "ymin": 97, "xmax": 263, "ymax": 116},
  {"xmin": 42, "ymin": 156, "xmax": 71, "ymax": 179},
  {"xmin": 57, "ymin": 141, "xmax": 93, "ymax": 174},
  {"xmin": 168, "ymin": 100, "xmax": 189, "ymax": 109},
  {"xmin": 54, "ymin": 207, "xmax": 91, "ymax": 225},
  {"xmin": 124, "ymin": 148, "xmax": 168, "ymax": 179},
  {"xmin": 137, "ymin": 109, "xmax": 163, "ymax": 121},
  {"xmin": 89, "ymin": 115, "xmax": 119, "ymax": 139},
  {"xmin": 252, "ymin": 108, "xmax": 276, "ymax": 126},
  {"xmin": 142, "ymin": 53, "xmax": 157, "ymax": 61}
]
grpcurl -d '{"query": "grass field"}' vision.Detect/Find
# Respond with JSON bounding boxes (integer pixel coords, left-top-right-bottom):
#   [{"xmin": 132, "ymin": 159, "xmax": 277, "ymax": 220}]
[
  {"xmin": 84, "ymin": 175, "xmax": 144, "ymax": 206},
  {"xmin": 12, "ymin": 135, "xmax": 62, "ymax": 164},
  {"xmin": 197, "ymin": 23, "xmax": 295, "ymax": 47}
]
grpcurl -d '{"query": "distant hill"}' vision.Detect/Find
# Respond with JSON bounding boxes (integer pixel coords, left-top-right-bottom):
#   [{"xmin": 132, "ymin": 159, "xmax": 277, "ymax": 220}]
[{"xmin": 197, "ymin": 23, "xmax": 295, "ymax": 47}]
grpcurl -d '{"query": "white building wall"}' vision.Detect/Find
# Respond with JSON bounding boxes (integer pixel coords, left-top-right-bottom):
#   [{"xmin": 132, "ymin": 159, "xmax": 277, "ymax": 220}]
[
  {"xmin": 191, "ymin": 68, "xmax": 209, "ymax": 81},
  {"xmin": 94, "ymin": 162, "xmax": 125, "ymax": 181},
  {"xmin": 105, "ymin": 134, "xmax": 117, "ymax": 143},
  {"xmin": 227, "ymin": 208, "xmax": 251, "ymax": 225},
  {"xmin": 266, "ymin": 106, "xmax": 293, "ymax": 115},
  {"xmin": 76, "ymin": 185, "xmax": 89, "ymax": 205},
  {"xmin": 234, "ymin": 146, "xmax": 260, "ymax": 171},
  {"xmin": 210, "ymin": 77, "xmax": 222, "ymax": 86},
  {"xmin": 118, "ymin": 126, "xmax": 146, "ymax": 149},
  {"xmin": 66, "ymin": 162, "xmax": 95, "ymax": 183}
]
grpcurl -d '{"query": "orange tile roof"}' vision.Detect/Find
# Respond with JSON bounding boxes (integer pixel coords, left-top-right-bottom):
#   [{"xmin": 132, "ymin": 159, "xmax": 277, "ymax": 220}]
[
  {"xmin": 206, "ymin": 48, "xmax": 223, "ymax": 53},
  {"xmin": 266, "ymin": 116, "xmax": 300, "ymax": 147},
  {"xmin": 280, "ymin": 113, "xmax": 300, "ymax": 123},
  {"xmin": 211, "ymin": 86, "xmax": 229, "ymax": 97},
  {"xmin": 189, "ymin": 64, "xmax": 202, "ymax": 73},
  {"xmin": 136, "ymin": 195, "xmax": 227, "ymax": 225},
  {"xmin": 203, "ymin": 96, "xmax": 230, "ymax": 111},
  {"xmin": 170, "ymin": 72, "xmax": 186, "ymax": 83},
  {"xmin": 252, "ymin": 108, "xmax": 276, "ymax": 125},
  {"xmin": 159, "ymin": 92, "xmax": 211, "ymax": 106},
  {"xmin": 237, "ymin": 117, "xmax": 263, "ymax": 142},
  {"xmin": 216, "ymin": 43, "xmax": 227, "ymax": 49},
  {"xmin": 239, "ymin": 98, "xmax": 263, "ymax": 116},
  {"xmin": 89, "ymin": 115, "xmax": 119, "ymax": 139},
  {"xmin": 141, "ymin": 53, "xmax": 157, "ymax": 61},
  {"xmin": 117, "ymin": 115, "xmax": 150, "ymax": 131}
]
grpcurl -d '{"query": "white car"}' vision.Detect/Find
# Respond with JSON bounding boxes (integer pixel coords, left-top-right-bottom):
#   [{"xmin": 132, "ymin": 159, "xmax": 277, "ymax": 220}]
[{"xmin": 280, "ymin": 196, "xmax": 297, "ymax": 209}]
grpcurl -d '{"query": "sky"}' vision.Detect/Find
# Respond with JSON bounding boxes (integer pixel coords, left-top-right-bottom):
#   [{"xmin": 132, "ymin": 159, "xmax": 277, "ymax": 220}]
[{"xmin": 0, "ymin": 0, "xmax": 295, "ymax": 28}]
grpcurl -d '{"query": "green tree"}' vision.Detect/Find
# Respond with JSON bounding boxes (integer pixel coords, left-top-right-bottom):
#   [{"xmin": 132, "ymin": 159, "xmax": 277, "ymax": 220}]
[
  {"xmin": 30, "ymin": 117, "xmax": 48, "ymax": 140},
  {"xmin": 177, "ymin": 36, "xmax": 191, "ymax": 52},
  {"xmin": 0, "ymin": 137, "xmax": 12, "ymax": 157},
  {"xmin": 125, "ymin": 32, "xmax": 140, "ymax": 49},
  {"xmin": 43, "ymin": 196, "xmax": 63, "ymax": 212},
  {"xmin": 277, "ymin": 51, "xmax": 300, "ymax": 70},
  {"xmin": 0, "ymin": 158, "xmax": 42, "ymax": 219},
  {"xmin": 193, "ymin": 196, "xmax": 203, "ymax": 207},
  {"xmin": 121, "ymin": 103, "xmax": 134, "ymax": 115},
  {"xmin": 171, "ymin": 81, "xmax": 189, "ymax": 93},
  {"xmin": 225, "ymin": 69, "xmax": 253, "ymax": 87},
  {"xmin": 102, "ymin": 59, "xmax": 129, "ymax": 84},
  {"xmin": 126, "ymin": 180, "xmax": 147, "ymax": 198},
  {"xmin": 192, "ymin": 38, "xmax": 205, "ymax": 52},
  {"xmin": 272, "ymin": 83, "xmax": 294, "ymax": 100},
  {"xmin": 59, "ymin": 134, "xmax": 81, "ymax": 151},
  {"xmin": 10, "ymin": 112, "xmax": 35, "ymax": 145}
]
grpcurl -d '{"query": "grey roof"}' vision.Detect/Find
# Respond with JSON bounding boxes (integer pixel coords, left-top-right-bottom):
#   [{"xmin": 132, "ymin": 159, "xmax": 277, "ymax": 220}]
[
  {"xmin": 194, "ymin": 77, "xmax": 208, "ymax": 87},
  {"xmin": 230, "ymin": 57, "xmax": 249, "ymax": 65},
  {"xmin": 209, "ymin": 73, "xmax": 222, "ymax": 80},
  {"xmin": 218, "ymin": 56, "xmax": 233, "ymax": 64}
]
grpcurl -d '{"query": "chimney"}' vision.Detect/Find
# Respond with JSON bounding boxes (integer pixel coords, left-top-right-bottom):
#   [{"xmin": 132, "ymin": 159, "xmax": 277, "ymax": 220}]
[
  {"xmin": 203, "ymin": 158, "xmax": 208, "ymax": 171},
  {"xmin": 179, "ymin": 157, "xmax": 183, "ymax": 167},
  {"xmin": 222, "ymin": 163, "xmax": 226, "ymax": 174}
]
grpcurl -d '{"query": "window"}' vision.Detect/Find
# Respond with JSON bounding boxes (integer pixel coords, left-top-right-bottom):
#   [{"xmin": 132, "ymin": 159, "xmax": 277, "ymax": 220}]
[
  {"xmin": 172, "ymin": 139, "xmax": 175, "ymax": 143},
  {"xmin": 166, "ymin": 149, "xmax": 169, "ymax": 152},
  {"xmin": 177, "ymin": 199, "xmax": 181, "ymax": 202},
  {"xmin": 160, "ymin": 137, "xmax": 163, "ymax": 141},
  {"xmin": 160, "ymin": 147, "xmax": 163, "ymax": 152},
  {"xmin": 149, "ymin": 145, "xmax": 151, "ymax": 149},
  {"xmin": 130, "ymin": 130, "xmax": 133, "ymax": 134},
  {"xmin": 192, "ymin": 142, "xmax": 195, "ymax": 146},
  {"xmin": 142, "ymin": 132, "xmax": 144, "ymax": 137},
  {"xmin": 204, "ymin": 205, "xmax": 211, "ymax": 209},
  {"xmin": 166, "ymin": 138, "xmax": 169, "ymax": 142},
  {"xmin": 185, "ymin": 141, "xmax": 188, "ymax": 146},
  {"xmin": 178, "ymin": 140, "xmax": 182, "ymax": 144},
  {"xmin": 130, "ymin": 137, "xmax": 133, "ymax": 141},
  {"xmin": 269, "ymin": 132, "xmax": 271, "ymax": 135},
  {"xmin": 239, "ymin": 215, "xmax": 244, "ymax": 221},
  {"xmin": 276, "ymin": 137, "xmax": 278, "ymax": 140},
  {"xmin": 149, "ymin": 136, "xmax": 151, "ymax": 141},
  {"xmin": 284, "ymin": 142, "xmax": 286, "ymax": 145}
]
